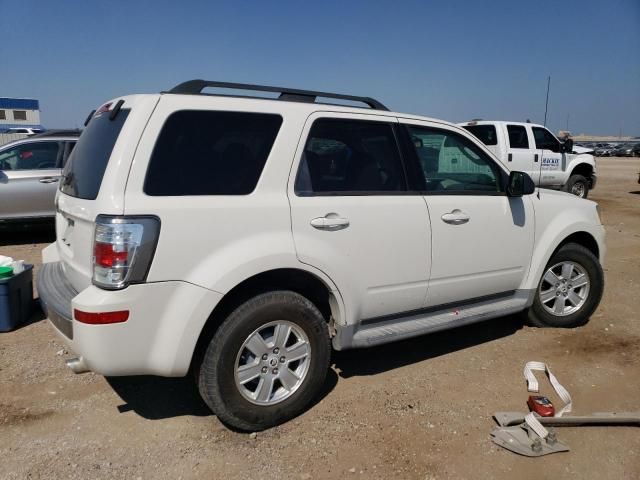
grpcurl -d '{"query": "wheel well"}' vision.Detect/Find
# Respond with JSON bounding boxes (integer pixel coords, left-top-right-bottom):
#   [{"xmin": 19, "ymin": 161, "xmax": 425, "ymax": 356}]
[
  {"xmin": 191, "ymin": 269, "xmax": 334, "ymax": 372},
  {"xmin": 570, "ymin": 163, "xmax": 593, "ymax": 179},
  {"xmin": 556, "ymin": 232, "xmax": 599, "ymax": 259}
]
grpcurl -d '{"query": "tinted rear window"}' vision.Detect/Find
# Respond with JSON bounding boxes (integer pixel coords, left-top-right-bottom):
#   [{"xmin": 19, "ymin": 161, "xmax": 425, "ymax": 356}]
[
  {"xmin": 144, "ymin": 110, "xmax": 282, "ymax": 196},
  {"xmin": 507, "ymin": 125, "xmax": 529, "ymax": 149},
  {"xmin": 60, "ymin": 110, "xmax": 129, "ymax": 199},
  {"xmin": 462, "ymin": 124, "xmax": 497, "ymax": 146}
]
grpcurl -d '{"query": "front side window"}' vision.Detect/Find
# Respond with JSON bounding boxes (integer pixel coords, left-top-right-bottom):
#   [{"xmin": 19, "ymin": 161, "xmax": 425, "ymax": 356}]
[
  {"xmin": 145, "ymin": 110, "xmax": 282, "ymax": 196},
  {"xmin": 507, "ymin": 125, "xmax": 529, "ymax": 149},
  {"xmin": 0, "ymin": 110, "xmax": 5, "ymax": 120},
  {"xmin": 295, "ymin": 118, "xmax": 406, "ymax": 195},
  {"xmin": 0, "ymin": 141, "xmax": 60, "ymax": 171},
  {"xmin": 406, "ymin": 126, "xmax": 502, "ymax": 193},
  {"xmin": 532, "ymin": 127, "xmax": 560, "ymax": 152}
]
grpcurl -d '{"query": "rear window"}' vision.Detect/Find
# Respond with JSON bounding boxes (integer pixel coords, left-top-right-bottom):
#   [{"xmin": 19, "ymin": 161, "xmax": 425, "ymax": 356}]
[
  {"xmin": 60, "ymin": 109, "xmax": 130, "ymax": 199},
  {"xmin": 462, "ymin": 124, "xmax": 497, "ymax": 146},
  {"xmin": 144, "ymin": 111, "xmax": 282, "ymax": 196},
  {"xmin": 507, "ymin": 125, "xmax": 529, "ymax": 149}
]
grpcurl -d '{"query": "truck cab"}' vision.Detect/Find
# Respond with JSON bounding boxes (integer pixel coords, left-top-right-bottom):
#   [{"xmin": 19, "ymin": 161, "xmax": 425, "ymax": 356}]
[{"xmin": 459, "ymin": 120, "xmax": 596, "ymax": 198}]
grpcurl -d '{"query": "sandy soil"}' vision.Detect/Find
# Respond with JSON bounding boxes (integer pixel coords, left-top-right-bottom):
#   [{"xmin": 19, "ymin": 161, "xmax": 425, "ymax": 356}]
[{"xmin": 1, "ymin": 157, "xmax": 638, "ymax": 480}]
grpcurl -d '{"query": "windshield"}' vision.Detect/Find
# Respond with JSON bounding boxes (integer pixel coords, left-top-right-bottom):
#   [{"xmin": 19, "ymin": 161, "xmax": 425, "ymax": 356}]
[{"xmin": 60, "ymin": 109, "xmax": 129, "ymax": 199}]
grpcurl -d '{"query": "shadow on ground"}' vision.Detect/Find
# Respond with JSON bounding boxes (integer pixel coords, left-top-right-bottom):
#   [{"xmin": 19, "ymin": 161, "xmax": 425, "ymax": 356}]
[
  {"xmin": 105, "ymin": 315, "xmax": 521, "ymax": 422},
  {"xmin": 333, "ymin": 314, "xmax": 524, "ymax": 378},
  {"xmin": 107, "ymin": 367, "xmax": 339, "ymax": 424},
  {"xmin": 0, "ymin": 221, "xmax": 55, "ymax": 246},
  {"xmin": 630, "ymin": 191, "xmax": 640, "ymax": 195}
]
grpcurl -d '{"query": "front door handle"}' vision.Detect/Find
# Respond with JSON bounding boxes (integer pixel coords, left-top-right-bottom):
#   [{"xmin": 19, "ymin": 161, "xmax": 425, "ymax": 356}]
[
  {"xmin": 39, "ymin": 177, "xmax": 59, "ymax": 184},
  {"xmin": 441, "ymin": 209, "xmax": 470, "ymax": 225},
  {"xmin": 310, "ymin": 214, "xmax": 350, "ymax": 231}
]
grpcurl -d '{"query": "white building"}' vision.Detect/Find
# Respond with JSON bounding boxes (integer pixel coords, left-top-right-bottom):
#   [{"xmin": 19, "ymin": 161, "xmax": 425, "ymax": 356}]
[{"xmin": 0, "ymin": 97, "xmax": 44, "ymax": 131}]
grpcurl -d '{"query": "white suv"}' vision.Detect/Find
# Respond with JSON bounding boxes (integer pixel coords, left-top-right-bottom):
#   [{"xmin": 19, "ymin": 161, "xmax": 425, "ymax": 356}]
[{"xmin": 38, "ymin": 80, "xmax": 605, "ymax": 431}]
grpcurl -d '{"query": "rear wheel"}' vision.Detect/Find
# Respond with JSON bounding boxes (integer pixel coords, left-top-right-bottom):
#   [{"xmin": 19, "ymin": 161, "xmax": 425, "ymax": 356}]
[
  {"xmin": 527, "ymin": 243, "xmax": 603, "ymax": 328},
  {"xmin": 198, "ymin": 291, "xmax": 330, "ymax": 431},
  {"xmin": 565, "ymin": 174, "xmax": 589, "ymax": 198}
]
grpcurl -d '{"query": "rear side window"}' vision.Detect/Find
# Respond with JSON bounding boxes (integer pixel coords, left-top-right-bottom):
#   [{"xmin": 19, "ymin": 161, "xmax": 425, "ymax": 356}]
[
  {"xmin": 60, "ymin": 110, "xmax": 130, "ymax": 199},
  {"xmin": 507, "ymin": 125, "xmax": 529, "ymax": 149},
  {"xmin": 144, "ymin": 111, "xmax": 282, "ymax": 196},
  {"xmin": 295, "ymin": 118, "xmax": 406, "ymax": 195},
  {"xmin": 462, "ymin": 124, "xmax": 497, "ymax": 146}
]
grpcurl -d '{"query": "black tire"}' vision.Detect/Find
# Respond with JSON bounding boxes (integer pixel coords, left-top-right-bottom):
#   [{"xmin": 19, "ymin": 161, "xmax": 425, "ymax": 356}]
[
  {"xmin": 198, "ymin": 291, "xmax": 330, "ymax": 431},
  {"xmin": 527, "ymin": 243, "xmax": 604, "ymax": 328},
  {"xmin": 565, "ymin": 174, "xmax": 589, "ymax": 198}
]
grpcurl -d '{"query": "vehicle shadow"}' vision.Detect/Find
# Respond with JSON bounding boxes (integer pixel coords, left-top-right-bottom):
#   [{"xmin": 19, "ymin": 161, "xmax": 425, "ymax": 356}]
[
  {"xmin": 9, "ymin": 301, "xmax": 47, "ymax": 331},
  {"xmin": 333, "ymin": 314, "xmax": 524, "ymax": 378},
  {"xmin": 104, "ymin": 316, "xmax": 520, "ymax": 423},
  {"xmin": 106, "ymin": 366, "xmax": 339, "ymax": 424},
  {"xmin": 0, "ymin": 221, "xmax": 55, "ymax": 246},
  {"xmin": 630, "ymin": 191, "xmax": 640, "ymax": 195}
]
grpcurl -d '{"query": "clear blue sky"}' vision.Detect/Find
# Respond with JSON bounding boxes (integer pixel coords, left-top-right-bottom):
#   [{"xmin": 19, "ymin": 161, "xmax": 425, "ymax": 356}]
[{"xmin": 1, "ymin": 0, "xmax": 638, "ymax": 135}]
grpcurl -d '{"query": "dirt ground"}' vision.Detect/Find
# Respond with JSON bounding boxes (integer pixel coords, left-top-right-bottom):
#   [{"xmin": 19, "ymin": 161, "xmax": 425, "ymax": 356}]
[{"xmin": 1, "ymin": 157, "xmax": 638, "ymax": 480}]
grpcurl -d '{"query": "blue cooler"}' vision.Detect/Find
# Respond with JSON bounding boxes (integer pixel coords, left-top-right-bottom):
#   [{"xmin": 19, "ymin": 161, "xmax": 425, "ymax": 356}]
[{"xmin": 0, "ymin": 264, "xmax": 34, "ymax": 332}]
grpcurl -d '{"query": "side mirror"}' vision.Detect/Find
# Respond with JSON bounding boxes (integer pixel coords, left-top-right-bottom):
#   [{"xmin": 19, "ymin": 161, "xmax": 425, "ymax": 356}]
[
  {"xmin": 507, "ymin": 171, "xmax": 535, "ymax": 197},
  {"xmin": 561, "ymin": 138, "xmax": 574, "ymax": 153}
]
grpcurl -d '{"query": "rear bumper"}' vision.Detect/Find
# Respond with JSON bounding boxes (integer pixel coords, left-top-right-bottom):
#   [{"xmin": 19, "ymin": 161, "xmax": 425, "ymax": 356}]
[
  {"xmin": 37, "ymin": 261, "xmax": 222, "ymax": 377},
  {"xmin": 38, "ymin": 262, "xmax": 77, "ymax": 339}
]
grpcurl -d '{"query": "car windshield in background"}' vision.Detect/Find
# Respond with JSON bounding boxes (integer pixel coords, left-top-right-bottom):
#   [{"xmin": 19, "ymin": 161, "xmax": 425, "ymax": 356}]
[
  {"xmin": 60, "ymin": 109, "xmax": 130, "ymax": 200},
  {"xmin": 462, "ymin": 124, "xmax": 497, "ymax": 146}
]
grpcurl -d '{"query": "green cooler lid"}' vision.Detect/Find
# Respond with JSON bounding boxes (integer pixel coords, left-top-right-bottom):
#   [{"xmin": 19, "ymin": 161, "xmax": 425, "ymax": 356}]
[{"xmin": 0, "ymin": 266, "xmax": 13, "ymax": 278}]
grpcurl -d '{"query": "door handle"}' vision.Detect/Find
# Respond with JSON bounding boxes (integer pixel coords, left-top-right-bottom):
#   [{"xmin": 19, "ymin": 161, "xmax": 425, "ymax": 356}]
[
  {"xmin": 534, "ymin": 154, "xmax": 539, "ymax": 162},
  {"xmin": 39, "ymin": 177, "xmax": 59, "ymax": 184},
  {"xmin": 441, "ymin": 210, "xmax": 470, "ymax": 225},
  {"xmin": 310, "ymin": 214, "xmax": 350, "ymax": 231}
]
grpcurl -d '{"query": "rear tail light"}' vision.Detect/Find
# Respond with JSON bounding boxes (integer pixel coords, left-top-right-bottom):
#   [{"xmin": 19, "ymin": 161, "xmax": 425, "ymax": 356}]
[{"xmin": 92, "ymin": 215, "xmax": 160, "ymax": 289}]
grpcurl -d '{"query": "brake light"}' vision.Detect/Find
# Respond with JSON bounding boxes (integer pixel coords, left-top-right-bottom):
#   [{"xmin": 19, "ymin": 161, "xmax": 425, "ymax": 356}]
[{"xmin": 92, "ymin": 216, "xmax": 160, "ymax": 289}]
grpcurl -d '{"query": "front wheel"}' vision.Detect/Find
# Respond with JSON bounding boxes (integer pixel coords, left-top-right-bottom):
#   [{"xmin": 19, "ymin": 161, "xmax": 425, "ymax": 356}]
[
  {"xmin": 565, "ymin": 174, "xmax": 589, "ymax": 198},
  {"xmin": 198, "ymin": 291, "xmax": 331, "ymax": 431},
  {"xmin": 527, "ymin": 243, "xmax": 604, "ymax": 328}
]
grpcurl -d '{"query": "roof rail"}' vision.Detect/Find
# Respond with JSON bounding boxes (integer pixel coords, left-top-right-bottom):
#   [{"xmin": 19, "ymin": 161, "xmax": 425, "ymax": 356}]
[{"xmin": 164, "ymin": 79, "xmax": 389, "ymax": 111}]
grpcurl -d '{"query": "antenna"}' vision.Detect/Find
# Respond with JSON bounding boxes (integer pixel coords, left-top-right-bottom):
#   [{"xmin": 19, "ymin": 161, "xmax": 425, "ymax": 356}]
[
  {"xmin": 537, "ymin": 75, "xmax": 551, "ymax": 199},
  {"xmin": 543, "ymin": 76, "xmax": 551, "ymax": 126}
]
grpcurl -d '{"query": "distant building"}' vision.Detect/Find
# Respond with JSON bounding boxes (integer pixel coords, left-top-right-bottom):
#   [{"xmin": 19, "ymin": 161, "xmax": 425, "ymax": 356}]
[{"xmin": 0, "ymin": 97, "xmax": 44, "ymax": 131}]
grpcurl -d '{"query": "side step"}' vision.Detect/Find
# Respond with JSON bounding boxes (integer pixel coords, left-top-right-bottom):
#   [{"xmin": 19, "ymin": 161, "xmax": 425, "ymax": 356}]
[{"xmin": 334, "ymin": 290, "xmax": 533, "ymax": 350}]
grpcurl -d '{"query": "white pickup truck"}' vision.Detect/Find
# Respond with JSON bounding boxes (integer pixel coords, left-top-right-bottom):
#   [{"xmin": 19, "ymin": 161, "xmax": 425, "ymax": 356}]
[{"xmin": 459, "ymin": 120, "xmax": 596, "ymax": 198}]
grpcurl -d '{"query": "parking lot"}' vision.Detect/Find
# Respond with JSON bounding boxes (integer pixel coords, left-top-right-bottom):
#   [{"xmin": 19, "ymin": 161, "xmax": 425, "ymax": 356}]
[{"xmin": 1, "ymin": 157, "xmax": 638, "ymax": 479}]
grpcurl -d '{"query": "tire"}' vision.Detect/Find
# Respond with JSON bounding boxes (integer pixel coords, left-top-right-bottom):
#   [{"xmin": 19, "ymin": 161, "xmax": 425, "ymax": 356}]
[
  {"xmin": 565, "ymin": 174, "xmax": 589, "ymax": 198},
  {"xmin": 527, "ymin": 243, "xmax": 604, "ymax": 328},
  {"xmin": 198, "ymin": 291, "xmax": 330, "ymax": 431}
]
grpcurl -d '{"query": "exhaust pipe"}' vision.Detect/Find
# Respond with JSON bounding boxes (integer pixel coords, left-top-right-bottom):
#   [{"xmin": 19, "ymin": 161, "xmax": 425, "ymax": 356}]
[{"xmin": 65, "ymin": 357, "xmax": 90, "ymax": 374}]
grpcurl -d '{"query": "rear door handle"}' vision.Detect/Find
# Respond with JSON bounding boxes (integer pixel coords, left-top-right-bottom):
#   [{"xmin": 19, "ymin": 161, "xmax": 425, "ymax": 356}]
[
  {"xmin": 310, "ymin": 214, "xmax": 350, "ymax": 231},
  {"xmin": 534, "ymin": 154, "xmax": 539, "ymax": 162},
  {"xmin": 441, "ymin": 210, "xmax": 470, "ymax": 225},
  {"xmin": 39, "ymin": 177, "xmax": 59, "ymax": 184}
]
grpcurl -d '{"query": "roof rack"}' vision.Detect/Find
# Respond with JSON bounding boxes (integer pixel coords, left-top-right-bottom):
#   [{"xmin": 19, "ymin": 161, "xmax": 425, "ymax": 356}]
[{"xmin": 165, "ymin": 79, "xmax": 389, "ymax": 111}]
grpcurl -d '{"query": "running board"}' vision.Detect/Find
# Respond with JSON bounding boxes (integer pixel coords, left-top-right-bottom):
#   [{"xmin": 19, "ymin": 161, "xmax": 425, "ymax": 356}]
[{"xmin": 333, "ymin": 290, "xmax": 534, "ymax": 350}]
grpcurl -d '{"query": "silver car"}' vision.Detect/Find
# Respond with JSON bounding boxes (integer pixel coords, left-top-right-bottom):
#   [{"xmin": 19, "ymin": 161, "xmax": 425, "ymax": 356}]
[{"xmin": 0, "ymin": 130, "xmax": 79, "ymax": 222}]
